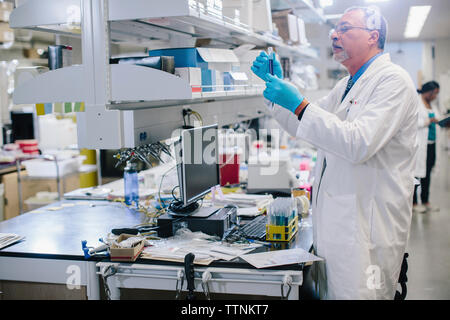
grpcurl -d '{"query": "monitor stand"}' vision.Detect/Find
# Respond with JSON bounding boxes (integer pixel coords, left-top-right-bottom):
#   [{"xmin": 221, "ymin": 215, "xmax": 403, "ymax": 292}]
[
  {"xmin": 168, "ymin": 202, "xmax": 219, "ymax": 218},
  {"xmin": 168, "ymin": 200, "xmax": 200, "ymax": 216}
]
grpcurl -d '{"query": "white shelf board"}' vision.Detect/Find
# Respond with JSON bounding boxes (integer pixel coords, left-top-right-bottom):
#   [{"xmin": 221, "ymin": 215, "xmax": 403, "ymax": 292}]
[
  {"xmin": 110, "ymin": 64, "xmax": 192, "ymax": 102},
  {"xmin": 9, "ymin": 0, "xmax": 317, "ymax": 59},
  {"xmin": 107, "ymin": 87, "xmax": 265, "ymax": 111},
  {"xmin": 270, "ymin": 0, "xmax": 327, "ymax": 24},
  {"xmin": 9, "ymin": 0, "xmax": 80, "ymax": 29},
  {"xmin": 12, "ymin": 64, "xmax": 192, "ymax": 104},
  {"xmin": 12, "ymin": 65, "xmax": 86, "ymax": 104}
]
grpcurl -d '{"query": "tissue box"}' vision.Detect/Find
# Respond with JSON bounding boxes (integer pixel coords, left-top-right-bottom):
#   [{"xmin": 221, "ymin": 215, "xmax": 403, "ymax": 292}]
[
  {"xmin": 175, "ymin": 67, "xmax": 202, "ymax": 92},
  {"xmin": 110, "ymin": 234, "xmax": 145, "ymax": 262}
]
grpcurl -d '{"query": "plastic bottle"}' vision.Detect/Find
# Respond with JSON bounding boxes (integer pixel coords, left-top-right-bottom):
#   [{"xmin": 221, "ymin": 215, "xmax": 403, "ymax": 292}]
[{"xmin": 124, "ymin": 161, "xmax": 139, "ymax": 208}]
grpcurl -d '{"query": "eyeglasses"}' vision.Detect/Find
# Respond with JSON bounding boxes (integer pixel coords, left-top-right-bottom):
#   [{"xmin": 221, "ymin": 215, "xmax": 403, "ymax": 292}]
[{"xmin": 330, "ymin": 24, "xmax": 372, "ymax": 36}]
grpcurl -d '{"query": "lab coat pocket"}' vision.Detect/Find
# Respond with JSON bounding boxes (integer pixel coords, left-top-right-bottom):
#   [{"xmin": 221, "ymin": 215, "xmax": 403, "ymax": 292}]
[{"xmin": 321, "ymin": 192, "xmax": 358, "ymax": 246}]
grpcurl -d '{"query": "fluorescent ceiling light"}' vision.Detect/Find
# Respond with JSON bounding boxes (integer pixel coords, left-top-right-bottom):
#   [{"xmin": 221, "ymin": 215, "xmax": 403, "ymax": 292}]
[
  {"xmin": 365, "ymin": 0, "xmax": 389, "ymax": 3},
  {"xmin": 319, "ymin": 0, "xmax": 333, "ymax": 8},
  {"xmin": 404, "ymin": 6, "xmax": 431, "ymax": 38}
]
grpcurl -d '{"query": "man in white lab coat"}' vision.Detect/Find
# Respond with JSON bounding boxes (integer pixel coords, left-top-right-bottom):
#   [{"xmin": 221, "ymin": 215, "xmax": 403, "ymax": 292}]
[{"xmin": 251, "ymin": 7, "xmax": 418, "ymax": 299}]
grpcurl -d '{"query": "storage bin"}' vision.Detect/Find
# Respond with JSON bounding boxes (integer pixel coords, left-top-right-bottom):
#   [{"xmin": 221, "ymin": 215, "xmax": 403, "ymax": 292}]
[{"xmin": 22, "ymin": 156, "xmax": 84, "ymax": 178}]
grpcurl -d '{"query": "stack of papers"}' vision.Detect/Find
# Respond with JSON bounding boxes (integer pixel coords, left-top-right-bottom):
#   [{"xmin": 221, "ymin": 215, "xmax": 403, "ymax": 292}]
[
  {"xmin": 0, "ymin": 233, "xmax": 25, "ymax": 250},
  {"xmin": 64, "ymin": 187, "xmax": 112, "ymax": 200},
  {"xmin": 240, "ymin": 248, "xmax": 322, "ymax": 269},
  {"xmin": 141, "ymin": 229, "xmax": 261, "ymax": 265}
]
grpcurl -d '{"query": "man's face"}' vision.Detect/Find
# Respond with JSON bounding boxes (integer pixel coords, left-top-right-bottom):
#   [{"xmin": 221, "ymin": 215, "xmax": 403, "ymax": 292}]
[{"xmin": 330, "ymin": 9, "xmax": 379, "ymax": 64}]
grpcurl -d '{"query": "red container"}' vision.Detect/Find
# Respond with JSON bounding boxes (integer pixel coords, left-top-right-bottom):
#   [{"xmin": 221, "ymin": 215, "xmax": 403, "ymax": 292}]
[{"xmin": 219, "ymin": 153, "xmax": 239, "ymax": 186}]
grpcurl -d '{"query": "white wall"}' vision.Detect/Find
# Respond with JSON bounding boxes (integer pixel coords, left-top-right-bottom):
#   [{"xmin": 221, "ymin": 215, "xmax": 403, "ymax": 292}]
[
  {"xmin": 384, "ymin": 41, "xmax": 424, "ymax": 89},
  {"xmin": 434, "ymin": 38, "xmax": 450, "ymax": 82}
]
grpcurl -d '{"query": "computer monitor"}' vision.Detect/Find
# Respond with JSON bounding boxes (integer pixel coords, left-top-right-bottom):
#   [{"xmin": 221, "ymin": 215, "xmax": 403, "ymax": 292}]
[
  {"xmin": 11, "ymin": 111, "xmax": 37, "ymax": 142},
  {"xmin": 175, "ymin": 124, "xmax": 220, "ymax": 211}
]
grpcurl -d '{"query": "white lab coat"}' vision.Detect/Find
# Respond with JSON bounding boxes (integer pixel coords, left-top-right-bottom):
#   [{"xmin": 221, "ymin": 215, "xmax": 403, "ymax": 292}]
[
  {"xmin": 414, "ymin": 99, "xmax": 441, "ymax": 178},
  {"xmin": 269, "ymin": 54, "xmax": 418, "ymax": 299},
  {"xmin": 414, "ymin": 97, "xmax": 431, "ymax": 178}
]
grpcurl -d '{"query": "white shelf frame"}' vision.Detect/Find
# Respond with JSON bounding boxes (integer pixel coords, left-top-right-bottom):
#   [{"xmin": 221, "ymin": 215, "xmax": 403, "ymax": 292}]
[
  {"xmin": 9, "ymin": 0, "xmax": 321, "ymax": 149},
  {"xmin": 97, "ymin": 261, "xmax": 303, "ymax": 300}
]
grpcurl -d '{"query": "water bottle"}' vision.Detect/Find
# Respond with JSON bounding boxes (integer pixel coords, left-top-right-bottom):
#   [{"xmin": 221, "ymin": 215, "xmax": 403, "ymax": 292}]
[{"xmin": 124, "ymin": 161, "xmax": 139, "ymax": 208}]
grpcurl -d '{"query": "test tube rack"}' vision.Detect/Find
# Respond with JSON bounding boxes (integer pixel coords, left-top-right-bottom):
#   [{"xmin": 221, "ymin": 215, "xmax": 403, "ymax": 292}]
[{"xmin": 266, "ymin": 215, "xmax": 299, "ymax": 242}]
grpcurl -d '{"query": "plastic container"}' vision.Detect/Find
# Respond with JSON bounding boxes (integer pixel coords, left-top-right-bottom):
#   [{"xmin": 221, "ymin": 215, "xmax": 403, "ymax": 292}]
[
  {"xmin": 22, "ymin": 156, "xmax": 83, "ymax": 177},
  {"xmin": 124, "ymin": 161, "xmax": 139, "ymax": 208},
  {"xmin": 219, "ymin": 153, "xmax": 240, "ymax": 186}
]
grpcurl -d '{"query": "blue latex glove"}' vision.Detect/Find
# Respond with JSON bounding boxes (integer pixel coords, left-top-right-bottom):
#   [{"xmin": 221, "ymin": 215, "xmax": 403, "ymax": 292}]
[
  {"xmin": 251, "ymin": 51, "xmax": 283, "ymax": 81},
  {"xmin": 263, "ymin": 74, "xmax": 304, "ymax": 114}
]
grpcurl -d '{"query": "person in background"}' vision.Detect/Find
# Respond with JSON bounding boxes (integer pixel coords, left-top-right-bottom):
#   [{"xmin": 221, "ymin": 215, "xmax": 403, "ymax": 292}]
[{"xmin": 413, "ymin": 81, "xmax": 440, "ymax": 213}]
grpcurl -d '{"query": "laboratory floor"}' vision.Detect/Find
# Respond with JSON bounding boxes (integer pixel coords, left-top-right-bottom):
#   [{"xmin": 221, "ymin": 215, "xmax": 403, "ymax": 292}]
[{"xmin": 406, "ymin": 153, "xmax": 450, "ymax": 300}]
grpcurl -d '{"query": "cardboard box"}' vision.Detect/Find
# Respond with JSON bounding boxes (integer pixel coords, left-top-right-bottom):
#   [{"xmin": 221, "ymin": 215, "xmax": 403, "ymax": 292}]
[
  {"xmin": 297, "ymin": 17, "xmax": 309, "ymax": 46},
  {"xmin": 0, "ymin": 2, "xmax": 13, "ymax": 11},
  {"xmin": 222, "ymin": 0, "xmax": 253, "ymax": 27},
  {"xmin": 272, "ymin": 10, "xmax": 299, "ymax": 44},
  {"xmin": 0, "ymin": 22, "xmax": 13, "ymax": 42},
  {"xmin": 251, "ymin": 0, "xmax": 272, "ymax": 32},
  {"xmin": 110, "ymin": 234, "xmax": 145, "ymax": 262},
  {"xmin": 0, "ymin": 9, "xmax": 11, "ymax": 22},
  {"xmin": 175, "ymin": 67, "xmax": 202, "ymax": 92}
]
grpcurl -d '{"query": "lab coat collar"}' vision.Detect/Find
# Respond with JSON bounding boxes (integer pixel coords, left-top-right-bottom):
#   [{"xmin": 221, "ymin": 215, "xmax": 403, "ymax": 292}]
[{"xmin": 338, "ymin": 53, "xmax": 391, "ymax": 110}]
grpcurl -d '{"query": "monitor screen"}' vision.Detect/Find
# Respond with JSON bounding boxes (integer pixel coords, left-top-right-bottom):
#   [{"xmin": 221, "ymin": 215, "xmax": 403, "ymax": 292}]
[
  {"xmin": 11, "ymin": 112, "xmax": 35, "ymax": 142},
  {"xmin": 180, "ymin": 124, "xmax": 220, "ymax": 206}
]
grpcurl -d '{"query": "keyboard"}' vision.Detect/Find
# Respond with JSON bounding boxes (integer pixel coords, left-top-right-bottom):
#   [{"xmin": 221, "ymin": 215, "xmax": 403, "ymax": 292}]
[{"xmin": 240, "ymin": 215, "xmax": 267, "ymax": 241}]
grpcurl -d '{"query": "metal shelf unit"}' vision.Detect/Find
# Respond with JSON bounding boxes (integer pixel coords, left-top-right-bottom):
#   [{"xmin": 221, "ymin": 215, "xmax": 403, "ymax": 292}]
[{"xmin": 9, "ymin": 0, "xmax": 323, "ymax": 149}]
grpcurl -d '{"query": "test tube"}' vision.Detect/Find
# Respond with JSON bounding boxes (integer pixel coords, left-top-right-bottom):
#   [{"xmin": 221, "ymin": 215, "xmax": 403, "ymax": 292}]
[
  {"xmin": 268, "ymin": 47, "xmax": 274, "ymax": 75},
  {"xmin": 267, "ymin": 47, "xmax": 275, "ymax": 110}
]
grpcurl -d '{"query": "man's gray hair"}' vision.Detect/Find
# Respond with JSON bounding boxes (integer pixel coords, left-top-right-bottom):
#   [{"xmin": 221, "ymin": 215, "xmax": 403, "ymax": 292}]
[{"xmin": 345, "ymin": 6, "xmax": 388, "ymax": 50}]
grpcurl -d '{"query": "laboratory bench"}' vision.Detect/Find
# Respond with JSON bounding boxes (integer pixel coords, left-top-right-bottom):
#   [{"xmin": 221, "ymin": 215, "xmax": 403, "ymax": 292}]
[{"xmin": 0, "ymin": 199, "xmax": 313, "ymax": 300}]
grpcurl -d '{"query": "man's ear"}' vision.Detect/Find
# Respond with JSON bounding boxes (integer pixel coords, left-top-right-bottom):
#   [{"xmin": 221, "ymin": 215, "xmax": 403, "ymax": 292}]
[{"xmin": 368, "ymin": 30, "xmax": 380, "ymax": 46}]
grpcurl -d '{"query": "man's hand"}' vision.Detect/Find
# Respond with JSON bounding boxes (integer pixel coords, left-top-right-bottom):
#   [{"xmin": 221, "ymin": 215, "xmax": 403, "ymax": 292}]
[
  {"xmin": 251, "ymin": 51, "xmax": 283, "ymax": 81},
  {"xmin": 263, "ymin": 74, "xmax": 304, "ymax": 114}
]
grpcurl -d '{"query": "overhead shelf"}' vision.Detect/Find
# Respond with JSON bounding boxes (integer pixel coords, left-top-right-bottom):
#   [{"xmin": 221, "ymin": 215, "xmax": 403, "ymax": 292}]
[
  {"xmin": 9, "ymin": 0, "xmax": 318, "ymax": 59},
  {"xmin": 107, "ymin": 85, "xmax": 265, "ymax": 111},
  {"xmin": 270, "ymin": 0, "xmax": 327, "ymax": 24},
  {"xmin": 12, "ymin": 64, "xmax": 192, "ymax": 104}
]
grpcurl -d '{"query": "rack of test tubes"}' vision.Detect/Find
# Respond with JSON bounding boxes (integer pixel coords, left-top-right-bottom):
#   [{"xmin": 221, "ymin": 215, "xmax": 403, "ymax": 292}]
[{"xmin": 265, "ymin": 197, "xmax": 299, "ymax": 242}]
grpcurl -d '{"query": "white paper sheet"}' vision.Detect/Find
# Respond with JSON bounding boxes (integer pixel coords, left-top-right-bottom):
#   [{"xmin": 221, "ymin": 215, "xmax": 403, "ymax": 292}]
[
  {"xmin": 0, "ymin": 233, "xmax": 25, "ymax": 250},
  {"xmin": 240, "ymin": 248, "xmax": 323, "ymax": 269}
]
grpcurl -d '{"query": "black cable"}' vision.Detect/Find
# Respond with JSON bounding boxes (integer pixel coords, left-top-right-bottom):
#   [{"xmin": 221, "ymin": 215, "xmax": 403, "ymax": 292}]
[{"xmin": 171, "ymin": 185, "xmax": 181, "ymax": 202}]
